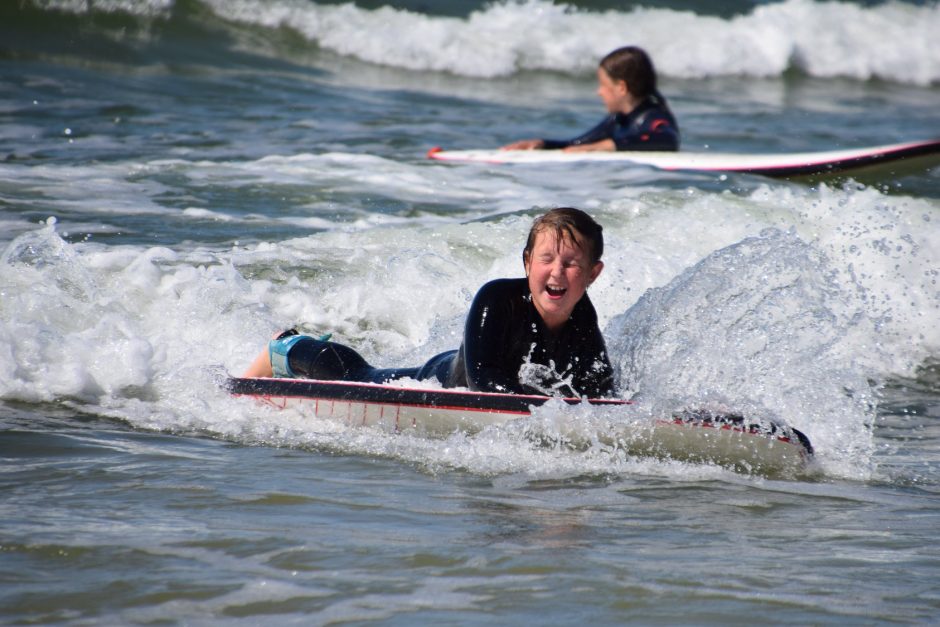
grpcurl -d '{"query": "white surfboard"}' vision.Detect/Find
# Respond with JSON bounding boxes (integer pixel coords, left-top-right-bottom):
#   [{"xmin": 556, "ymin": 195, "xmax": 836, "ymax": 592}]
[
  {"xmin": 427, "ymin": 138, "xmax": 940, "ymax": 181},
  {"xmin": 228, "ymin": 376, "xmax": 814, "ymax": 476}
]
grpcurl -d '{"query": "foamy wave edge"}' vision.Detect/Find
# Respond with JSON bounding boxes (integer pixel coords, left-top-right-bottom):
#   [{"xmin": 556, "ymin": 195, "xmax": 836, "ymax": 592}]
[
  {"xmin": 30, "ymin": 0, "xmax": 939, "ymax": 85},
  {"xmin": 200, "ymin": 0, "xmax": 938, "ymax": 85}
]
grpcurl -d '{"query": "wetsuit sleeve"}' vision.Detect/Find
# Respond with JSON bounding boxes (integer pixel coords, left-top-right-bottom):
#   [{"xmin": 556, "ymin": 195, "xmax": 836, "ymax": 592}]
[
  {"xmin": 460, "ymin": 280, "xmax": 540, "ymax": 394},
  {"xmin": 541, "ymin": 115, "xmax": 617, "ymax": 150}
]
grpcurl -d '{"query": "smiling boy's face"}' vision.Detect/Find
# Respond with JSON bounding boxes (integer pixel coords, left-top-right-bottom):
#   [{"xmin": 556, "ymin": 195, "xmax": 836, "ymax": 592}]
[{"xmin": 524, "ymin": 228, "xmax": 603, "ymax": 331}]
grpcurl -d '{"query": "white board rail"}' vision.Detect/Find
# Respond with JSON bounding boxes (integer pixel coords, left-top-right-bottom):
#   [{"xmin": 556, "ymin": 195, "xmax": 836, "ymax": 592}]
[
  {"xmin": 427, "ymin": 138, "xmax": 940, "ymax": 181},
  {"xmin": 228, "ymin": 376, "xmax": 815, "ymax": 476}
]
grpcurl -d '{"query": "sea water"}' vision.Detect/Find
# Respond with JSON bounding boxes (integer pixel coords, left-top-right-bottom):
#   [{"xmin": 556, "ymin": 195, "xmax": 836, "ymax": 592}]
[{"xmin": 1, "ymin": 0, "xmax": 939, "ymax": 624}]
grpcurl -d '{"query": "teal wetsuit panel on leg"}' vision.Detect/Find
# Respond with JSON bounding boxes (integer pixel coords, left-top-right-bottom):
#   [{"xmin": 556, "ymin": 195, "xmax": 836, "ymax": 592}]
[{"xmin": 269, "ymin": 334, "xmax": 307, "ymax": 378}]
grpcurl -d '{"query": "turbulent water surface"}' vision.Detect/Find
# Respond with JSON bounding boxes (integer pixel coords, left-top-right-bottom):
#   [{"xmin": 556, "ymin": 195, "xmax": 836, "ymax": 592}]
[{"xmin": 1, "ymin": 0, "xmax": 939, "ymax": 624}]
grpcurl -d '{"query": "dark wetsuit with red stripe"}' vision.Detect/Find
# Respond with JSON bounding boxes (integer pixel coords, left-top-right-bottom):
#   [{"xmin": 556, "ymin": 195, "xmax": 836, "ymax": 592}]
[
  {"xmin": 281, "ymin": 278, "xmax": 616, "ymax": 398},
  {"xmin": 542, "ymin": 92, "xmax": 679, "ymax": 152}
]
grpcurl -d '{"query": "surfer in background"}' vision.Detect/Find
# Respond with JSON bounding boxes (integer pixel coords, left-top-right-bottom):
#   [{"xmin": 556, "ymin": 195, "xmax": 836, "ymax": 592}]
[
  {"xmin": 502, "ymin": 46, "xmax": 679, "ymax": 152},
  {"xmin": 242, "ymin": 207, "xmax": 616, "ymax": 398}
]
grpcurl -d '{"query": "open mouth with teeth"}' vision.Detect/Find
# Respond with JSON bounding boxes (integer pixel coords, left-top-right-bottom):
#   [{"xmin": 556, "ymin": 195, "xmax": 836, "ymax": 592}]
[{"xmin": 546, "ymin": 285, "xmax": 567, "ymax": 298}]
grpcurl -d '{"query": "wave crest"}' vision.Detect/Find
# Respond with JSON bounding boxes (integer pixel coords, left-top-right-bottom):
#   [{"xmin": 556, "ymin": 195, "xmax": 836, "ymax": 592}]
[
  {"xmin": 21, "ymin": 0, "xmax": 939, "ymax": 85},
  {"xmin": 204, "ymin": 0, "xmax": 939, "ymax": 85}
]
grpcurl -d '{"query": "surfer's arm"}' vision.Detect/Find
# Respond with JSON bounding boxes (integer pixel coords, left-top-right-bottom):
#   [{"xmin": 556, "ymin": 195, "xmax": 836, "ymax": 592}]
[
  {"xmin": 501, "ymin": 116, "xmax": 617, "ymax": 151},
  {"xmin": 461, "ymin": 280, "xmax": 539, "ymax": 394},
  {"xmin": 501, "ymin": 138, "xmax": 545, "ymax": 150},
  {"xmin": 539, "ymin": 115, "xmax": 617, "ymax": 150},
  {"xmin": 562, "ymin": 139, "xmax": 616, "ymax": 153}
]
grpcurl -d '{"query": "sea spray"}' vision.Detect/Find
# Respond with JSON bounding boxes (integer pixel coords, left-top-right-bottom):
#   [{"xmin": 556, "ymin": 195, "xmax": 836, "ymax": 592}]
[
  {"xmin": 2, "ymin": 181, "xmax": 935, "ymax": 482},
  {"xmin": 0, "ymin": 219, "xmax": 255, "ymax": 406},
  {"xmin": 605, "ymin": 228, "xmax": 877, "ymax": 477},
  {"xmin": 198, "ymin": 0, "xmax": 940, "ymax": 85},
  {"xmin": 30, "ymin": 0, "xmax": 935, "ymax": 85},
  {"xmin": 0, "ymin": 218, "xmax": 145, "ymax": 401}
]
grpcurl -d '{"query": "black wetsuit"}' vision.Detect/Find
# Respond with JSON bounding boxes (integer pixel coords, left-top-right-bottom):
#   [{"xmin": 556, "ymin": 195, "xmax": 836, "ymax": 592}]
[
  {"xmin": 542, "ymin": 92, "xmax": 679, "ymax": 152},
  {"xmin": 284, "ymin": 278, "xmax": 616, "ymax": 398}
]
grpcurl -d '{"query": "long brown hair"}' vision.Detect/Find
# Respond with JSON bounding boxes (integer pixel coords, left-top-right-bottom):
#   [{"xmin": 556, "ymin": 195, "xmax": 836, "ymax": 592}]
[{"xmin": 599, "ymin": 46, "xmax": 658, "ymax": 100}]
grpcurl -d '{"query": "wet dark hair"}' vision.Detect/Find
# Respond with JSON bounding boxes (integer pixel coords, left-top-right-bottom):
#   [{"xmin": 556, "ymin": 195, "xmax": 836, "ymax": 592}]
[
  {"xmin": 599, "ymin": 46, "xmax": 657, "ymax": 100},
  {"xmin": 523, "ymin": 207, "xmax": 604, "ymax": 265}
]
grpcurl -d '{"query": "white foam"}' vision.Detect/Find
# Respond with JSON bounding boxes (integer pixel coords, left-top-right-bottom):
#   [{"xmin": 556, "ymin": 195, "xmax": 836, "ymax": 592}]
[
  {"xmin": 31, "ymin": 0, "xmax": 938, "ymax": 85},
  {"xmin": 202, "ymin": 0, "xmax": 939, "ymax": 85},
  {"xmin": 0, "ymin": 162, "xmax": 178, "ymax": 219},
  {"xmin": 181, "ymin": 207, "xmax": 233, "ymax": 221},
  {"xmin": 605, "ymin": 228, "xmax": 877, "ymax": 478},
  {"xmin": 2, "ymin": 167, "xmax": 937, "ymax": 481},
  {"xmin": 31, "ymin": 0, "xmax": 174, "ymax": 15}
]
